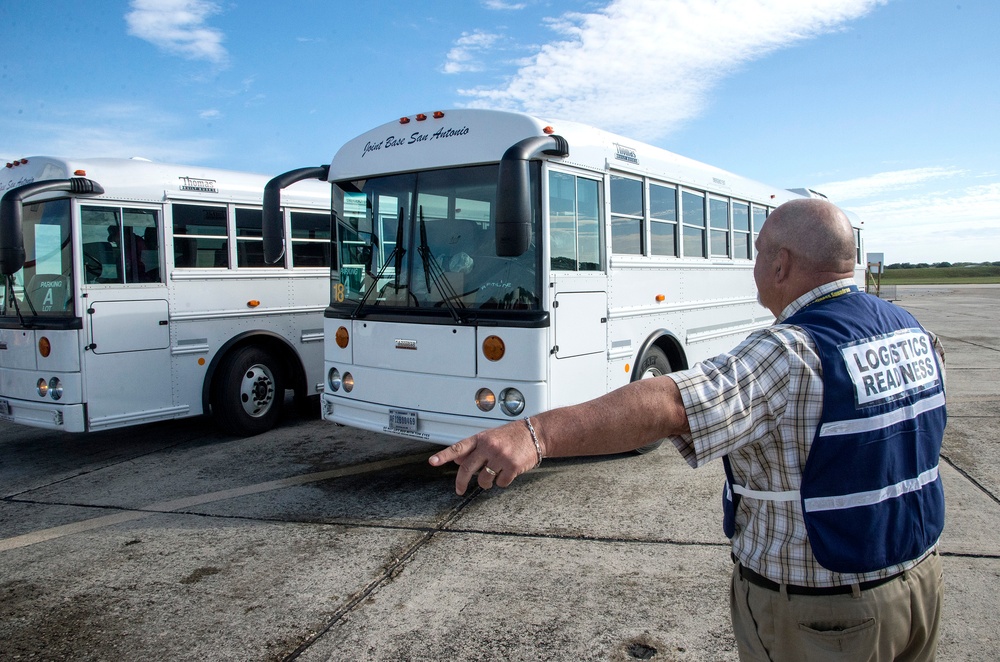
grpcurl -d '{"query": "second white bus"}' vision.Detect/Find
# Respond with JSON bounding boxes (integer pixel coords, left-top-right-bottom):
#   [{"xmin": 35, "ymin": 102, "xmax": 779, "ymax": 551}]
[
  {"xmin": 263, "ymin": 109, "xmax": 864, "ymax": 445},
  {"xmin": 0, "ymin": 157, "xmax": 331, "ymax": 435}
]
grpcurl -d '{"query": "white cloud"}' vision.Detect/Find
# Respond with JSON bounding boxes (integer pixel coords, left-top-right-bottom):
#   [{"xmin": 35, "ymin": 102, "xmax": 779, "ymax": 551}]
[
  {"xmin": 484, "ymin": 1, "xmax": 527, "ymax": 9},
  {"xmin": 458, "ymin": 0, "xmax": 887, "ymax": 140},
  {"xmin": 443, "ymin": 31, "xmax": 503, "ymax": 74},
  {"xmin": 125, "ymin": 0, "xmax": 228, "ymax": 65},
  {"xmin": 817, "ymin": 169, "xmax": 1000, "ymax": 263},
  {"xmin": 2, "ymin": 104, "xmax": 219, "ymax": 164},
  {"xmin": 199, "ymin": 109, "xmax": 222, "ymax": 119},
  {"xmin": 815, "ymin": 167, "xmax": 966, "ymax": 203}
]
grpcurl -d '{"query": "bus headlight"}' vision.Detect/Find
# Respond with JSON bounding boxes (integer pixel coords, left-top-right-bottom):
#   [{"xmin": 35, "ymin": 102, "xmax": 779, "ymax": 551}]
[
  {"xmin": 48, "ymin": 377, "xmax": 62, "ymax": 400},
  {"xmin": 37, "ymin": 378, "xmax": 48, "ymax": 397},
  {"xmin": 328, "ymin": 368, "xmax": 342, "ymax": 392},
  {"xmin": 476, "ymin": 388, "xmax": 496, "ymax": 412},
  {"xmin": 499, "ymin": 388, "xmax": 525, "ymax": 416},
  {"xmin": 342, "ymin": 372, "xmax": 354, "ymax": 393}
]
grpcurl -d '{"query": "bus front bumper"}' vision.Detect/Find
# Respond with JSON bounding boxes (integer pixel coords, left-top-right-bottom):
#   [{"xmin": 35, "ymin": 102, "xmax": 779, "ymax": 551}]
[
  {"xmin": 0, "ymin": 397, "xmax": 86, "ymax": 432},
  {"xmin": 321, "ymin": 393, "xmax": 509, "ymax": 446}
]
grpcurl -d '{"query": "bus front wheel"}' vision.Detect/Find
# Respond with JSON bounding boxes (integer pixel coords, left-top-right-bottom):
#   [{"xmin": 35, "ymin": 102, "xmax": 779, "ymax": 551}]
[
  {"xmin": 213, "ymin": 346, "xmax": 284, "ymax": 436},
  {"xmin": 633, "ymin": 345, "xmax": 672, "ymax": 454}
]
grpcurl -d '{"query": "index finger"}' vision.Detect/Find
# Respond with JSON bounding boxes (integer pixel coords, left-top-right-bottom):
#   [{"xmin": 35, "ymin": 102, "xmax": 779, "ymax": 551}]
[{"xmin": 428, "ymin": 437, "xmax": 474, "ymax": 468}]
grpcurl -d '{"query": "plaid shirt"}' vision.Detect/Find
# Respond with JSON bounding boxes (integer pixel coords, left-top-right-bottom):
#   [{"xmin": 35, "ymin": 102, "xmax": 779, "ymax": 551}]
[{"xmin": 668, "ymin": 279, "xmax": 940, "ymax": 586}]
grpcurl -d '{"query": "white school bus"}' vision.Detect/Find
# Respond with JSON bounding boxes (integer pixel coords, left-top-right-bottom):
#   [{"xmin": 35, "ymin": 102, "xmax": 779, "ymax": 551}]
[
  {"xmin": 262, "ymin": 109, "xmax": 864, "ymax": 445},
  {"xmin": 0, "ymin": 156, "xmax": 331, "ymax": 435}
]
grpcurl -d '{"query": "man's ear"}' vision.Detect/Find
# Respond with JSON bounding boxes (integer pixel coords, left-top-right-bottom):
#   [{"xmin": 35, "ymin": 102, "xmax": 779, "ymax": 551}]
[{"xmin": 775, "ymin": 247, "xmax": 792, "ymax": 283}]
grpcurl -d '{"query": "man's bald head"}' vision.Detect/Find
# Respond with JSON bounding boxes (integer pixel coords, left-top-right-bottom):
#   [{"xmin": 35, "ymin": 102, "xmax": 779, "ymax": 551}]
[
  {"xmin": 753, "ymin": 198, "xmax": 857, "ymax": 315},
  {"xmin": 761, "ymin": 198, "xmax": 857, "ymax": 274}
]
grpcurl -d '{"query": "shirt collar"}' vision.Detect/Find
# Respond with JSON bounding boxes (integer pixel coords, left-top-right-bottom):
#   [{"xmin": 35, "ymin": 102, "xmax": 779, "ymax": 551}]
[{"xmin": 776, "ymin": 278, "xmax": 859, "ymax": 323}]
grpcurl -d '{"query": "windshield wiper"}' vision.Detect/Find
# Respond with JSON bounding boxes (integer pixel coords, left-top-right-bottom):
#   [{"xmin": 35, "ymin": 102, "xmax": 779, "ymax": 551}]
[
  {"xmin": 352, "ymin": 206, "xmax": 406, "ymax": 317},
  {"xmin": 417, "ymin": 207, "xmax": 464, "ymax": 323},
  {"xmin": 4, "ymin": 273, "xmax": 29, "ymax": 327}
]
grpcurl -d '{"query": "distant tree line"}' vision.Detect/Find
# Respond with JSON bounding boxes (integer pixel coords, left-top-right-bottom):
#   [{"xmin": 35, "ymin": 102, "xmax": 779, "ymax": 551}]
[{"xmin": 886, "ymin": 262, "xmax": 1000, "ymax": 269}]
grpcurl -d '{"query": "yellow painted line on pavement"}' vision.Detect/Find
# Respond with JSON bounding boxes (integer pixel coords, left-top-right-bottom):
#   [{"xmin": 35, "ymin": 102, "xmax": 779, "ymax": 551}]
[{"xmin": 0, "ymin": 452, "xmax": 433, "ymax": 553}]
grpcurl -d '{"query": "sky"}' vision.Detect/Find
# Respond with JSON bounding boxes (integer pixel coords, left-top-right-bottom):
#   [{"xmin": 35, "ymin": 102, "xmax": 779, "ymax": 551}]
[{"xmin": 1, "ymin": 0, "xmax": 997, "ymax": 264}]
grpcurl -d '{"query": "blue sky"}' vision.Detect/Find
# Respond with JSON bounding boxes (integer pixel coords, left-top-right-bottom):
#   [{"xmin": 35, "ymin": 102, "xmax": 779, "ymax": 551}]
[{"xmin": 1, "ymin": 0, "xmax": 997, "ymax": 264}]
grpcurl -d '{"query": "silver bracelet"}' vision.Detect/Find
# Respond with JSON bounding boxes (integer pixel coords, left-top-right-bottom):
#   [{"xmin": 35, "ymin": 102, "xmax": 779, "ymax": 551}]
[{"xmin": 524, "ymin": 417, "xmax": 543, "ymax": 468}]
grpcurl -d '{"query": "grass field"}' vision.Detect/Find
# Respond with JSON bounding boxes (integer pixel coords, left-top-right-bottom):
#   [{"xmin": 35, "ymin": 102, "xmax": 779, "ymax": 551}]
[{"xmin": 879, "ymin": 265, "xmax": 1000, "ymax": 285}]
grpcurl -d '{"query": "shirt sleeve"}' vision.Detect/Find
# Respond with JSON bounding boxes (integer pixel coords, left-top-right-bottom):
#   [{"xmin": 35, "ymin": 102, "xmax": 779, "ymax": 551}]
[{"xmin": 667, "ymin": 329, "xmax": 796, "ymax": 468}]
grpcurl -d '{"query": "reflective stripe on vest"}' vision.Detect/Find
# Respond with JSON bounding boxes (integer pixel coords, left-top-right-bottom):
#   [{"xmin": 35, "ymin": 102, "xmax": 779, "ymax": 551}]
[
  {"xmin": 819, "ymin": 391, "xmax": 945, "ymax": 437},
  {"xmin": 729, "ymin": 391, "xmax": 945, "ymax": 507}
]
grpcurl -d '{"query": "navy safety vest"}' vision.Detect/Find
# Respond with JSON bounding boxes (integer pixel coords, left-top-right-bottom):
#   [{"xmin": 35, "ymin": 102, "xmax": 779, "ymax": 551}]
[{"xmin": 723, "ymin": 286, "xmax": 946, "ymax": 574}]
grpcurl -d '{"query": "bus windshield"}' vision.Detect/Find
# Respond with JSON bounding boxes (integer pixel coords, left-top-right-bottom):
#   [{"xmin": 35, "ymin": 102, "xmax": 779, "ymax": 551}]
[
  {"xmin": 336, "ymin": 164, "xmax": 540, "ymax": 317},
  {"xmin": 0, "ymin": 198, "xmax": 75, "ymax": 322}
]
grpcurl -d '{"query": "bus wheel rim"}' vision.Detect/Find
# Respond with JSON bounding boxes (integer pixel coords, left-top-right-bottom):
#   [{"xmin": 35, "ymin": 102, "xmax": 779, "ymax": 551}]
[{"xmin": 240, "ymin": 363, "xmax": 276, "ymax": 417}]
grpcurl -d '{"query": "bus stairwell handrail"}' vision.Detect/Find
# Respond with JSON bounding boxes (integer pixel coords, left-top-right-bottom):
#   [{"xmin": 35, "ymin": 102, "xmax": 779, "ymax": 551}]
[
  {"xmin": 0, "ymin": 178, "xmax": 104, "ymax": 275},
  {"xmin": 262, "ymin": 165, "xmax": 330, "ymax": 264}
]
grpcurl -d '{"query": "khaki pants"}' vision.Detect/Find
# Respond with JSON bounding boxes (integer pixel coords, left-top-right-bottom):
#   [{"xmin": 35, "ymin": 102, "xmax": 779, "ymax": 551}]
[{"xmin": 731, "ymin": 551, "xmax": 943, "ymax": 662}]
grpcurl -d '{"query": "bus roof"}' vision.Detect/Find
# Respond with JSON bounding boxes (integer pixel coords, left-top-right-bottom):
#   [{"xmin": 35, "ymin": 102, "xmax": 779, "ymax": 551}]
[
  {"xmin": 1, "ymin": 156, "xmax": 330, "ymax": 208},
  {"xmin": 329, "ymin": 109, "xmax": 802, "ymax": 207}
]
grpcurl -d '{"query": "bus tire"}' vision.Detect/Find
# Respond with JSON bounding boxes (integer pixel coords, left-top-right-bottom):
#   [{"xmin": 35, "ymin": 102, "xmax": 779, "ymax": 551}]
[
  {"xmin": 633, "ymin": 345, "xmax": 671, "ymax": 454},
  {"xmin": 213, "ymin": 346, "xmax": 284, "ymax": 436}
]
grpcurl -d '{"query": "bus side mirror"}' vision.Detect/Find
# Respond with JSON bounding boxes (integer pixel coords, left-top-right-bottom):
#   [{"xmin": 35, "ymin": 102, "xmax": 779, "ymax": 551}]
[
  {"xmin": 495, "ymin": 135, "xmax": 568, "ymax": 257},
  {"xmin": 262, "ymin": 166, "xmax": 330, "ymax": 265},
  {"xmin": 1, "ymin": 178, "xmax": 104, "ymax": 275}
]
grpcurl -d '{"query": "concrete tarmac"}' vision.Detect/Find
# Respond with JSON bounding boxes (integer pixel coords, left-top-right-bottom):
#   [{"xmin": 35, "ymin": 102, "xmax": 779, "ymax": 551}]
[{"xmin": 1, "ymin": 284, "xmax": 998, "ymax": 661}]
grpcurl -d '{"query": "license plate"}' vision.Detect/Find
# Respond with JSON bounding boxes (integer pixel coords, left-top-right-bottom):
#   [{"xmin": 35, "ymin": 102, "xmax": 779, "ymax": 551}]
[
  {"xmin": 0, "ymin": 399, "xmax": 10, "ymax": 417},
  {"xmin": 388, "ymin": 409, "xmax": 418, "ymax": 433}
]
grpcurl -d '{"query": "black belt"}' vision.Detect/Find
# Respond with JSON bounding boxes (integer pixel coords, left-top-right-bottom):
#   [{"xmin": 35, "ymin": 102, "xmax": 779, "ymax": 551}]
[{"xmin": 738, "ymin": 564, "xmax": 904, "ymax": 596}]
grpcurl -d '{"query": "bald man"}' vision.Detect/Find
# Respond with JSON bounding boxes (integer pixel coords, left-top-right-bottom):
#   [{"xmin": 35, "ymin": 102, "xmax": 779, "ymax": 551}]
[{"xmin": 430, "ymin": 198, "xmax": 947, "ymax": 661}]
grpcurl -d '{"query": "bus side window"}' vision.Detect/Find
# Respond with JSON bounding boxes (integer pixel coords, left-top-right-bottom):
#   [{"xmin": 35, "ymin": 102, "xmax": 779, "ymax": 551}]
[
  {"xmin": 123, "ymin": 208, "xmax": 160, "ymax": 283},
  {"xmin": 81, "ymin": 206, "xmax": 123, "ymax": 283},
  {"xmin": 548, "ymin": 171, "xmax": 603, "ymax": 272},
  {"xmin": 173, "ymin": 204, "xmax": 228, "ymax": 268},
  {"xmin": 235, "ymin": 207, "xmax": 280, "ymax": 268},
  {"xmin": 290, "ymin": 211, "xmax": 331, "ymax": 268}
]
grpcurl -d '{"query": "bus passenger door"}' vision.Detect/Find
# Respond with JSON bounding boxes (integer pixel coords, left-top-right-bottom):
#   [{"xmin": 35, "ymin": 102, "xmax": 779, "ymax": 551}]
[
  {"xmin": 549, "ymin": 288, "xmax": 608, "ymax": 409},
  {"xmin": 83, "ymin": 299, "xmax": 172, "ymax": 428}
]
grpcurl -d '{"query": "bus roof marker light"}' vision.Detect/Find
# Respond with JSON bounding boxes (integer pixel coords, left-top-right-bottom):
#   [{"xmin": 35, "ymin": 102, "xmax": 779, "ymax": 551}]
[
  {"xmin": 74, "ymin": 170, "xmax": 86, "ymax": 176},
  {"xmin": 247, "ymin": 299, "xmax": 260, "ymax": 308},
  {"xmin": 433, "ymin": 111, "xmax": 445, "ymax": 119},
  {"xmin": 655, "ymin": 294, "xmax": 665, "ymax": 302},
  {"xmin": 400, "ymin": 117, "xmax": 411, "ymax": 124},
  {"xmin": 543, "ymin": 126, "xmax": 555, "ymax": 134},
  {"xmin": 415, "ymin": 114, "xmax": 428, "ymax": 121}
]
